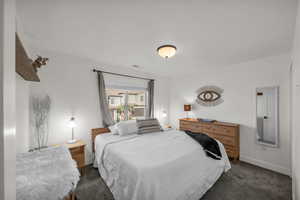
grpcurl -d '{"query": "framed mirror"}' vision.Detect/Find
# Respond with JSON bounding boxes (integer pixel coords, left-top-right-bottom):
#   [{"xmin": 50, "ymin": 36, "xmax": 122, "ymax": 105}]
[{"xmin": 256, "ymin": 86, "xmax": 279, "ymax": 147}]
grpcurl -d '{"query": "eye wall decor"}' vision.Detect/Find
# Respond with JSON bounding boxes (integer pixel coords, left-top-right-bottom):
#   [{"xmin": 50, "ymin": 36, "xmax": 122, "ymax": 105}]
[{"xmin": 196, "ymin": 86, "xmax": 224, "ymax": 107}]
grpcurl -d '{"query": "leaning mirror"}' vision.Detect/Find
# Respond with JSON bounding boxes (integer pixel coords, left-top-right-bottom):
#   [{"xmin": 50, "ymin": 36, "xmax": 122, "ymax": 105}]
[{"xmin": 256, "ymin": 86, "xmax": 279, "ymax": 147}]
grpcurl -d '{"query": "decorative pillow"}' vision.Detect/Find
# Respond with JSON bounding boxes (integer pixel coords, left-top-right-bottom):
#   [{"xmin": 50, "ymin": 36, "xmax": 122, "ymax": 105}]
[
  {"xmin": 116, "ymin": 120, "xmax": 138, "ymax": 136},
  {"xmin": 136, "ymin": 118, "xmax": 163, "ymax": 134},
  {"xmin": 108, "ymin": 124, "xmax": 119, "ymax": 135}
]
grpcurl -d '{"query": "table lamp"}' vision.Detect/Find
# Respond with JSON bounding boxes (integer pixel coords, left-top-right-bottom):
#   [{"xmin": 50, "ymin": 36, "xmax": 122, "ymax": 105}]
[
  {"xmin": 184, "ymin": 104, "xmax": 191, "ymax": 119},
  {"xmin": 67, "ymin": 117, "xmax": 77, "ymax": 144}
]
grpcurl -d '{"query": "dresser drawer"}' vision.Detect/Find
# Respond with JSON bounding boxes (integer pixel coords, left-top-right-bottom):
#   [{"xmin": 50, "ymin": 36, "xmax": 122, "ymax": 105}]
[
  {"xmin": 180, "ymin": 123, "xmax": 202, "ymax": 133},
  {"xmin": 200, "ymin": 124, "xmax": 213, "ymax": 133},
  {"xmin": 224, "ymin": 145, "xmax": 236, "ymax": 151},
  {"xmin": 180, "ymin": 125, "xmax": 192, "ymax": 132},
  {"xmin": 180, "ymin": 121, "xmax": 194, "ymax": 127},
  {"xmin": 224, "ymin": 145, "xmax": 238, "ymax": 156},
  {"xmin": 190, "ymin": 125, "xmax": 202, "ymax": 133},
  {"xmin": 225, "ymin": 149, "xmax": 236, "ymax": 158},
  {"xmin": 70, "ymin": 146, "xmax": 84, "ymax": 156},
  {"xmin": 211, "ymin": 126, "xmax": 236, "ymax": 137},
  {"xmin": 72, "ymin": 154, "xmax": 85, "ymax": 168},
  {"xmin": 207, "ymin": 133, "xmax": 236, "ymax": 146}
]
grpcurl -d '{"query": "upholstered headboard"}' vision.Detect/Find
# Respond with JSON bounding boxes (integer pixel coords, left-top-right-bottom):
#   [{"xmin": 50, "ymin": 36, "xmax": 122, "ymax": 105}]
[{"xmin": 91, "ymin": 128, "xmax": 110, "ymax": 152}]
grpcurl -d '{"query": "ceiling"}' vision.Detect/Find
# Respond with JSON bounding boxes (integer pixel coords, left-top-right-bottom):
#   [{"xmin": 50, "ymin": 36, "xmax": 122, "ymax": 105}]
[{"xmin": 17, "ymin": 0, "xmax": 297, "ymax": 77}]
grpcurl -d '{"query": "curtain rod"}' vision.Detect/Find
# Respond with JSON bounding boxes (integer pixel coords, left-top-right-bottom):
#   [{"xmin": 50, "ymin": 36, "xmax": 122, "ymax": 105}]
[{"xmin": 92, "ymin": 69, "xmax": 154, "ymax": 81}]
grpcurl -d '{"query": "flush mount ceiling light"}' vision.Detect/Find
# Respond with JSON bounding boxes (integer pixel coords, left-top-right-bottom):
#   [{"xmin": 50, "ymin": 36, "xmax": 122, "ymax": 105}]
[{"xmin": 157, "ymin": 45, "xmax": 177, "ymax": 59}]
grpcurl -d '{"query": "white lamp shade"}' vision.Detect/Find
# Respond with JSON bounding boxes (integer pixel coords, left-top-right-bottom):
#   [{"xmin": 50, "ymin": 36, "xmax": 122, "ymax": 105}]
[
  {"xmin": 162, "ymin": 110, "xmax": 167, "ymax": 118},
  {"xmin": 68, "ymin": 117, "xmax": 77, "ymax": 128}
]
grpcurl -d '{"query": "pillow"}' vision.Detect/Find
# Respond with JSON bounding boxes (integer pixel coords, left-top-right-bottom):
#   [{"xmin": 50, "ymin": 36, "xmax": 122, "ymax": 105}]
[
  {"xmin": 136, "ymin": 118, "xmax": 163, "ymax": 134},
  {"xmin": 108, "ymin": 124, "xmax": 119, "ymax": 135},
  {"xmin": 116, "ymin": 120, "xmax": 138, "ymax": 136}
]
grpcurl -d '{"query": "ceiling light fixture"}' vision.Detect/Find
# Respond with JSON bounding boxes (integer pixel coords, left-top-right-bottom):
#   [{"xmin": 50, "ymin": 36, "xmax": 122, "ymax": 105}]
[{"xmin": 157, "ymin": 45, "xmax": 177, "ymax": 59}]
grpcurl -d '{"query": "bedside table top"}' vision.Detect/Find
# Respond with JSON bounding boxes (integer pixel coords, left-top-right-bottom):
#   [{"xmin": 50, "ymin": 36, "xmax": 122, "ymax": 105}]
[{"xmin": 53, "ymin": 140, "xmax": 86, "ymax": 149}]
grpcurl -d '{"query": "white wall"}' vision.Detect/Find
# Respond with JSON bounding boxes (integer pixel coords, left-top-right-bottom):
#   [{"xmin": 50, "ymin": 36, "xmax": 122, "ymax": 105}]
[
  {"xmin": 169, "ymin": 54, "xmax": 291, "ymax": 175},
  {"xmin": 16, "ymin": 74, "xmax": 30, "ymax": 153},
  {"xmin": 0, "ymin": 0, "xmax": 16, "ymax": 199},
  {"xmin": 291, "ymin": 1, "xmax": 300, "ymax": 198},
  {"xmin": 0, "ymin": 0, "xmax": 4, "ymax": 196},
  {"xmin": 29, "ymin": 49, "xmax": 170, "ymax": 165}
]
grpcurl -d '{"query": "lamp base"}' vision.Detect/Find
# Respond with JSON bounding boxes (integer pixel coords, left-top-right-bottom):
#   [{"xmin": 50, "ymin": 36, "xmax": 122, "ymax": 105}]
[
  {"xmin": 67, "ymin": 139, "xmax": 77, "ymax": 144},
  {"xmin": 186, "ymin": 112, "xmax": 189, "ymax": 119}
]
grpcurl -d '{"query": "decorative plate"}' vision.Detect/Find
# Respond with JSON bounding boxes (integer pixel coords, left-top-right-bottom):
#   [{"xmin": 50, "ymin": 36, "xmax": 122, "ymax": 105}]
[{"xmin": 196, "ymin": 85, "xmax": 224, "ymax": 106}]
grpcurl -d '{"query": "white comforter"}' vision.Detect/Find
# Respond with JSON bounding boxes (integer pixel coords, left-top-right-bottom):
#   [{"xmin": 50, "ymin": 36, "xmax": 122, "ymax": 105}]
[
  {"xmin": 16, "ymin": 146, "xmax": 80, "ymax": 200},
  {"xmin": 95, "ymin": 130, "xmax": 231, "ymax": 200}
]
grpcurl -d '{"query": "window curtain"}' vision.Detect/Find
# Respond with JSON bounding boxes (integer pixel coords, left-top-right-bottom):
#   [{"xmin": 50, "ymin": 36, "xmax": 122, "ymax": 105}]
[
  {"xmin": 146, "ymin": 80, "xmax": 154, "ymax": 118},
  {"xmin": 97, "ymin": 72, "xmax": 114, "ymax": 127}
]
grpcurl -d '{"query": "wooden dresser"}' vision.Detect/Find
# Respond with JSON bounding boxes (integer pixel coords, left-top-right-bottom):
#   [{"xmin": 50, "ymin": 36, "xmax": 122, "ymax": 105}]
[{"xmin": 179, "ymin": 118, "xmax": 240, "ymax": 161}]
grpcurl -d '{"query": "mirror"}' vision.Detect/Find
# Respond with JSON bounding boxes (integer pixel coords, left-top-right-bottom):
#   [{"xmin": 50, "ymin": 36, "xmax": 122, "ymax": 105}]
[{"xmin": 256, "ymin": 86, "xmax": 279, "ymax": 147}]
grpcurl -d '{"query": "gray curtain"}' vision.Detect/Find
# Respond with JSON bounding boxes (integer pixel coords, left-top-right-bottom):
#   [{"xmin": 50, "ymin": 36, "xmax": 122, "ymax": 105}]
[
  {"xmin": 97, "ymin": 72, "xmax": 114, "ymax": 127},
  {"xmin": 146, "ymin": 80, "xmax": 154, "ymax": 118}
]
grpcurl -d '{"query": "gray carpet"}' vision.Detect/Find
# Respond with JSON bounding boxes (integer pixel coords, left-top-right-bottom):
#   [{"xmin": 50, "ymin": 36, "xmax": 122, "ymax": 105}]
[{"xmin": 75, "ymin": 161, "xmax": 292, "ymax": 200}]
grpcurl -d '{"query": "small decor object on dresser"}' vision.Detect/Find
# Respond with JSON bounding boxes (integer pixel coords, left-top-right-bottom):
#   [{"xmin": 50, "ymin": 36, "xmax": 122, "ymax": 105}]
[
  {"xmin": 197, "ymin": 118, "xmax": 216, "ymax": 123},
  {"xmin": 184, "ymin": 104, "xmax": 192, "ymax": 118},
  {"xmin": 196, "ymin": 85, "xmax": 224, "ymax": 107}
]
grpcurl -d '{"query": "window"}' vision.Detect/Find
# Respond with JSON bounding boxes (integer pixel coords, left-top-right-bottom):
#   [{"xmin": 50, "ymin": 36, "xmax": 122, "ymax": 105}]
[{"xmin": 106, "ymin": 88, "xmax": 147, "ymax": 122}]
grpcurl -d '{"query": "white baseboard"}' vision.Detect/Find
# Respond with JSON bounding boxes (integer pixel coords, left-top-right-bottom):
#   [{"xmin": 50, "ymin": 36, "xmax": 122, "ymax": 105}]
[{"xmin": 240, "ymin": 155, "xmax": 291, "ymax": 176}]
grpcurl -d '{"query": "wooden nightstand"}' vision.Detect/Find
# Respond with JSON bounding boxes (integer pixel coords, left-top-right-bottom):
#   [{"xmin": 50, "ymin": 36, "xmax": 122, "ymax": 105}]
[{"xmin": 55, "ymin": 140, "xmax": 86, "ymax": 175}]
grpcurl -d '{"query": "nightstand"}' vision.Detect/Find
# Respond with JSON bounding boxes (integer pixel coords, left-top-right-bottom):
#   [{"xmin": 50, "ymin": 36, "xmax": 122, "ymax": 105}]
[{"xmin": 55, "ymin": 140, "xmax": 86, "ymax": 175}]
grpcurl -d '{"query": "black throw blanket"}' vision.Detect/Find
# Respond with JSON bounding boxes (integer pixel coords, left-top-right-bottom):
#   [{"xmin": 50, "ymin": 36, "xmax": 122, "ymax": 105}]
[{"xmin": 185, "ymin": 130, "xmax": 222, "ymax": 160}]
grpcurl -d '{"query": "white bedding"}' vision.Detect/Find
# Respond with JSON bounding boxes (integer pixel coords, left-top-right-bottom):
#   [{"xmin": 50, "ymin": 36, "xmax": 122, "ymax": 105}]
[
  {"xmin": 16, "ymin": 146, "xmax": 80, "ymax": 200},
  {"xmin": 95, "ymin": 130, "xmax": 231, "ymax": 200}
]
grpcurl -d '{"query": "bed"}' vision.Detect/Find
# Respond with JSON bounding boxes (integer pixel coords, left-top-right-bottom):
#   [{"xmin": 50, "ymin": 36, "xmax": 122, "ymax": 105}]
[
  {"xmin": 16, "ymin": 146, "xmax": 80, "ymax": 200},
  {"xmin": 92, "ymin": 128, "xmax": 231, "ymax": 200}
]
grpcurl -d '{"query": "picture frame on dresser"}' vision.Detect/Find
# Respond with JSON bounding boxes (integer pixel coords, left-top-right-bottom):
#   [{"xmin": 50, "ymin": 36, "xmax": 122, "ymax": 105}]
[{"xmin": 179, "ymin": 118, "xmax": 240, "ymax": 161}]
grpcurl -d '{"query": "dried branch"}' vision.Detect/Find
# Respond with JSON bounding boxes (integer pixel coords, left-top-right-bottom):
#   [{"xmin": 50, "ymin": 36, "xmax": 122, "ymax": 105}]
[{"xmin": 31, "ymin": 95, "xmax": 51, "ymax": 150}]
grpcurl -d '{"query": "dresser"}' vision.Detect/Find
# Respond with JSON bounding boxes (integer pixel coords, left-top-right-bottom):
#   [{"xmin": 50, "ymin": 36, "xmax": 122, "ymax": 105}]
[{"xmin": 179, "ymin": 118, "xmax": 240, "ymax": 161}]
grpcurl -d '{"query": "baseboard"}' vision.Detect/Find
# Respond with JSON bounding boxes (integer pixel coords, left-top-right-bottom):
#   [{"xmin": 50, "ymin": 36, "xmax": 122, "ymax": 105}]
[{"xmin": 240, "ymin": 155, "xmax": 291, "ymax": 176}]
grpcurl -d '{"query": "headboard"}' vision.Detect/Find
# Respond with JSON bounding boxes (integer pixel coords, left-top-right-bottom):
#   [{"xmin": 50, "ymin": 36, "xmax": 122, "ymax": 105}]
[{"xmin": 91, "ymin": 128, "xmax": 110, "ymax": 152}]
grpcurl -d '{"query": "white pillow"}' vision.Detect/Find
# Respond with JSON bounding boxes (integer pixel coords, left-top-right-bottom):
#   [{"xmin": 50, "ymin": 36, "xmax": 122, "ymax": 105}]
[
  {"xmin": 116, "ymin": 120, "xmax": 138, "ymax": 136},
  {"xmin": 108, "ymin": 124, "xmax": 119, "ymax": 135}
]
